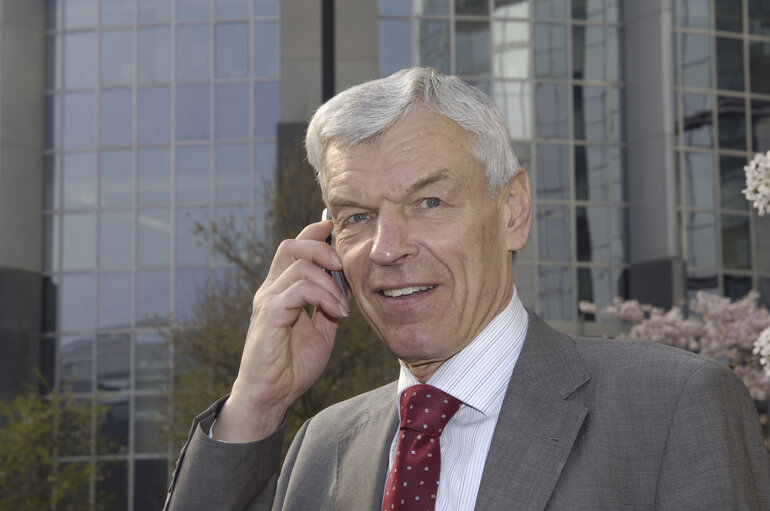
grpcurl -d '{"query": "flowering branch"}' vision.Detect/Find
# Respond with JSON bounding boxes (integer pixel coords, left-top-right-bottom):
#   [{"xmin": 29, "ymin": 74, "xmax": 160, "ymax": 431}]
[{"xmin": 743, "ymin": 150, "xmax": 770, "ymax": 216}]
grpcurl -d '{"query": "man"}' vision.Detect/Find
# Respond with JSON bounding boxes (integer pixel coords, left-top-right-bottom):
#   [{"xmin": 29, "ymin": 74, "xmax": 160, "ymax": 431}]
[{"xmin": 164, "ymin": 68, "xmax": 769, "ymax": 510}]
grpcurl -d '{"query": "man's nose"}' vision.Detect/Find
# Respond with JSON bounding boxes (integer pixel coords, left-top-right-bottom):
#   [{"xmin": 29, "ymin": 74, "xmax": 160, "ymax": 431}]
[{"xmin": 369, "ymin": 210, "xmax": 416, "ymax": 265}]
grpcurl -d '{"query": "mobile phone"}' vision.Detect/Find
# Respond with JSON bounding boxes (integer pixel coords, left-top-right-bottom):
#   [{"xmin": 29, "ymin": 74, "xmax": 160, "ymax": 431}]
[{"xmin": 322, "ymin": 208, "xmax": 349, "ymax": 298}]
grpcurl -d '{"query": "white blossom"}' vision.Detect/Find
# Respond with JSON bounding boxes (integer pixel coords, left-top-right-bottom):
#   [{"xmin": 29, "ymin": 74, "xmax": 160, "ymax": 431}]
[
  {"xmin": 743, "ymin": 151, "xmax": 770, "ymax": 216},
  {"xmin": 754, "ymin": 326, "xmax": 770, "ymax": 377}
]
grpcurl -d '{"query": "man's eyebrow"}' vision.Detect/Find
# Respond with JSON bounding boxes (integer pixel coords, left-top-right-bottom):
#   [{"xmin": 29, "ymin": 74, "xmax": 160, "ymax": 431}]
[{"xmin": 406, "ymin": 169, "xmax": 452, "ymax": 195}]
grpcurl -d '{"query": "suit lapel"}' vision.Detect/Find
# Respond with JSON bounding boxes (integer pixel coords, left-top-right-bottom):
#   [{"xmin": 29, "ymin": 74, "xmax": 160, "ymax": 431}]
[
  {"xmin": 475, "ymin": 312, "xmax": 590, "ymax": 511},
  {"xmin": 336, "ymin": 383, "xmax": 400, "ymax": 510}
]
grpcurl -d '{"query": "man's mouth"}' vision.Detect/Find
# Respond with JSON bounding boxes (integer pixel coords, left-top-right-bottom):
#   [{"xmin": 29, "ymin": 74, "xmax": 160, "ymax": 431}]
[{"xmin": 381, "ymin": 285, "xmax": 436, "ymax": 298}]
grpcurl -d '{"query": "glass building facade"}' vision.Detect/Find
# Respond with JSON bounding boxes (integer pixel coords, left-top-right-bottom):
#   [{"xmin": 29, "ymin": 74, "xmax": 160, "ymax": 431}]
[
  {"xmin": 43, "ymin": 0, "xmax": 280, "ymax": 507},
  {"xmin": 0, "ymin": 0, "xmax": 763, "ymax": 509},
  {"xmin": 379, "ymin": 0, "xmax": 629, "ymax": 324},
  {"xmin": 673, "ymin": 0, "xmax": 770, "ymax": 301}
]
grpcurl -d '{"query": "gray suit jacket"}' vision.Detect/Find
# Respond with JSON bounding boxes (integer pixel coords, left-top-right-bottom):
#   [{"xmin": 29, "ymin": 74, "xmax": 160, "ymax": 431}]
[{"xmin": 165, "ymin": 312, "xmax": 770, "ymax": 510}]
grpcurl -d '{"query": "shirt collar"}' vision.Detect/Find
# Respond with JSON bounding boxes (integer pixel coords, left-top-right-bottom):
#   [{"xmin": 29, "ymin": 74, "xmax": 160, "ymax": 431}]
[{"xmin": 396, "ymin": 287, "xmax": 529, "ymax": 416}]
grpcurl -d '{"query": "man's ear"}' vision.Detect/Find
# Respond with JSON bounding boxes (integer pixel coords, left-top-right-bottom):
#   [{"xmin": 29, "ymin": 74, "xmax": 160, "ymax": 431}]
[{"xmin": 502, "ymin": 168, "xmax": 532, "ymax": 252}]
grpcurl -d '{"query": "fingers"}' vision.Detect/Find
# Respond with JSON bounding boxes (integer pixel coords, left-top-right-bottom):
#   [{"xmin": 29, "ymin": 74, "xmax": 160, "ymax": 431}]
[
  {"xmin": 269, "ymin": 220, "xmax": 342, "ymax": 276},
  {"xmin": 263, "ymin": 258, "xmax": 349, "ymax": 318}
]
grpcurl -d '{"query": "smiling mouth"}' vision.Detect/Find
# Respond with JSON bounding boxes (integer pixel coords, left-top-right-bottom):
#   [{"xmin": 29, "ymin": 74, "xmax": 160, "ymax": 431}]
[{"xmin": 381, "ymin": 285, "xmax": 436, "ymax": 298}]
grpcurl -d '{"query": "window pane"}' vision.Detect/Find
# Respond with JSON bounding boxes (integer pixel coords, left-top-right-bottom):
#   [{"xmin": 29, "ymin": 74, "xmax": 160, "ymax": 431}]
[
  {"xmin": 60, "ymin": 273, "xmax": 95, "ymax": 331},
  {"xmin": 63, "ymin": 92, "xmax": 96, "ymax": 149},
  {"xmin": 176, "ymin": 145, "xmax": 210, "ymax": 202},
  {"xmin": 136, "ymin": 330, "xmax": 168, "ymax": 389},
  {"xmin": 134, "ymin": 459, "xmax": 168, "ymax": 510},
  {"xmin": 64, "ymin": 0, "xmax": 97, "ymax": 29},
  {"xmin": 682, "ymin": 93, "xmax": 713, "ymax": 147},
  {"xmin": 98, "ymin": 275, "xmax": 131, "ymax": 330},
  {"xmin": 99, "ymin": 398, "xmax": 129, "ymax": 454},
  {"xmin": 538, "ymin": 266, "xmax": 573, "ymax": 321},
  {"xmin": 102, "ymin": 0, "xmax": 134, "ymax": 25},
  {"xmin": 534, "ymin": 0, "xmax": 567, "ymax": 19},
  {"xmin": 682, "ymin": 33, "xmax": 712, "ymax": 89},
  {"xmin": 100, "ymin": 89, "xmax": 133, "ymax": 146},
  {"xmin": 494, "ymin": 0, "xmax": 528, "ymax": 17},
  {"xmin": 254, "ymin": 81, "xmax": 279, "ymax": 138},
  {"xmin": 379, "ymin": 0, "xmax": 410, "ymax": 15},
  {"xmin": 534, "ymin": 23, "xmax": 567, "ymax": 78},
  {"xmin": 100, "ymin": 210, "xmax": 133, "ymax": 269},
  {"xmin": 536, "ymin": 144, "xmax": 569, "ymax": 199},
  {"xmin": 176, "ymin": 207, "xmax": 209, "ymax": 265},
  {"xmin": 572, "ymin": 0, "xmax": 603, "ymax": 21},
  {"xmin": 576, "ymin": 206, "xmax": 611, "ymax": 263},
  {"xmin": 574, "ymin": 145, "xmax": 608, "ymax": 201},
  {"xmin": 682, "ymin": 151, "xmax": 715, "ymax": 208},
  {"xmin": 177, "ymin": 0, "xmax": 209, "ymax": 20},
  {"xmin": 578, "ymin": 267, "xmax": 613, "ymax": 322},
  {"xmin": 748, "ymin": 0, "xmax": 770, "ymax": 36},
  {"xmin": 751, "ymin": 99, "xmax": 770, "ymax": 152},
  {"xmin": 715, "ymin": 0, "xmax": 742, "ymax": 32},
  {"xmin": 723, "ymin": 275, "xmax": 752, "ymax": 301},
  {"xmin": 177, "ymin": 85, "xmax": 210, "ymax": 140},
  {"xmin": 136, "ymin": 270, "xmax": 170, "ymax": 325},
  {"xmin": 59, "ymin": 335, "xmax": 92, "ymax": 391},
  {"xmin": 379, "ymin": 19, "xmax": 411, "ymax": 77},
  {"xmin": 138, "ymin": 148, "xmax": 170, "ymax": 204},
  {"xmin": 216, "ymin": 143, "xmax": 250, "ymax": 201},
  {"xmin": 722, "ymin": 214, "xmax": 751, "ymax": 269},
  {"xmin": 215, "ymin": 83, "xmax": 249, "ymax": 139},
  {"xmin": 572, "ymin": 25, "xmax": 604, "ymax": 81},
  {"xmin": 492, "ymin": 81, "xmax": 530, "ymax": 139},
  {"xmin": 756, "ymin": 215, "xmax": 770, "ymax": 272},
  {"xmin": 716, "ymin": 37, "xmax": 744, "ymax": 92},
  {"xmin": 538, "ymin": 204, "xmax": 571, "ymax": 261},
  {"xmin": 718, "ymin": 96, "xmax": 746, "ymax": 150},
  {"xmin": 749, "ymin": 41, "xmax": 770, "ymax": 95},
  {"xmin": 64, "ymin": 32, "xmax": 97, "ymax": 89},
  {"xmin": 139, "ymin": 27, "xmax": 171, "ymax": 83},
  {"xmin": 609, "ymin": 87, "xmax": 624, "ymax": 142},
  {"xmin": 135, "ymin": 396, "xmax": 167, "ymax": 453},
  {"xmin": 417, "ymin": 20, "xmax": 450, "ymax": 73},
  {"xmin": 535, "ymin": 83, "xmax": 568, "ymax": 139},
  {"xmin": 139, "ymin": 0, "xmax": 171, "ymax": 23},
  {"xmin": 100, "ymin": 150, "xmax": 133, "ymax": 207},
  {"xmin": 101, "ymin": 30, "xmax": 133, "ymax": 86},
  {"xmin": 254, "ymin": 20, "xmax": 280, "ymax": 78},
  {"xmin": 63, "ymin": 152, "xmax": 97, "ymax": 210},
  {"xmin": 686, "ymin": 211, "xmax": 717, "ymax": 268},
  {"xmin": 456, "ymin": 21, "xmax": 490, "ymax": 76},
  {"xmin": 493, "ymin": 21, "xmax": 529, "ymax": 79},
  {"xmin": 456, "ymin": 0, "xmax": 487, "ymax": 15},
  {"xmin": 96, "ymin": 461, "xmax": 127, "ymax": 509},
  {"xmin": 254, "ymin": 142, "xmax": 277, "ymax": 198},
  {"xmin": 607, "ymin": 27, "xmax": 623, "ymax": 82},
  {"xmin": 137, "ymin": 209, "xmax": 170, "ymax": 266},
  {"xmin": 216, "ymin": 22, "xmax": 249, "ymax": 78},
  {"xmin": 45, "ymin": 156, "xmax": 60, "ymax": 210},
  {"xmin": 574, "ymin": 86, "xmax": 606, "ymax": 141},
  {"xmin": 254, "ymin": 0, "xmax": 279, "ymax": 16},
  {"xmin": 720, "ymin": 155, "xmax": 749, "ymax": 211},
  {"xmin": 177, "ymin": 25, "xmax": 210, "ymax": 81},
  {"xmin": 62, "ymin": 213, "xmax": 96, "ymax": 270},
  {"xmin": 416, "ymin": 0, "xmax": 450, "ymax": 15},
  {"xmin": 138, "ymin": 86, "xmax": 170, "ymax": 143},
  {"xmin": 217, "ymin": 0, "xmax": 249, "ymax": 18},
  {"xmin": 679, "ymin": 0, "xmax": 710, "ymax": 29},
  {"xmin": 175, "ymin": 268, "xmax": 209, "ymax": 321}
]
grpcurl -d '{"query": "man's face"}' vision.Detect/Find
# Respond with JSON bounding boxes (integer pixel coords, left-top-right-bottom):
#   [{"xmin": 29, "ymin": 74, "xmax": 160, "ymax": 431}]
[{"xmin": 324, "ymin": 109, "xmax": 531, "ymax": 380}]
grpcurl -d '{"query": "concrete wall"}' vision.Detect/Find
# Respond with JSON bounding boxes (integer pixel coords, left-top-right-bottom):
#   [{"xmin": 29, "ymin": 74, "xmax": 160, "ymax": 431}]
[{"xmin": 0, "ymin": 0, "xmax": 45, "ymax": 399}]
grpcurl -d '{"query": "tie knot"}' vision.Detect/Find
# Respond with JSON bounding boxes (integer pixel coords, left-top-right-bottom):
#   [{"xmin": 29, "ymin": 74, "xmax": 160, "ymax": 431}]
[{"xmin": 399, "ymin": 384, "xmax": 461, "ymax": 437}]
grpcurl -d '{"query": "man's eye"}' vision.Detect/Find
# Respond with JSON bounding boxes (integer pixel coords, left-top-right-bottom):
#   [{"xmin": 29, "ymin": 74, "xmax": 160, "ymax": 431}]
[
  {"xmin": 422, "ymin": 197, "xmax": 442, "ymax": 209},
  {"xmin": 349, "ymin": 213, "xmax": 369, "ymax": 224}
]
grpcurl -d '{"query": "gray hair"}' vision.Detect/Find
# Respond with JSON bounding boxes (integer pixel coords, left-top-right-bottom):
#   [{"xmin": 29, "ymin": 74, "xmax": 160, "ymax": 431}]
[{"xmin": 305, "ymin": 67, "xmax": 519, "ymax": 200}]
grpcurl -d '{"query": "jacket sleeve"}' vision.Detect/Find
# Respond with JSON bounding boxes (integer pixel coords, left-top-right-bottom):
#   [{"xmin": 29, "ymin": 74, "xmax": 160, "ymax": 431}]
[
  {"xmin": 163, "ymin": 396, "xmax": 286, "ymax": 511},
  {"xmin": 654, "ymin": 361, "xmax": 770, "ymax": 510}
]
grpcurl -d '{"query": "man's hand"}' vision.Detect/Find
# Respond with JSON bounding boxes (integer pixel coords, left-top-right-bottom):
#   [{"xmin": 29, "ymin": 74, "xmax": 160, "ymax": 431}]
[{"xmin": 212, "ymin": 220, "xmax": 350, "ymax": 442}]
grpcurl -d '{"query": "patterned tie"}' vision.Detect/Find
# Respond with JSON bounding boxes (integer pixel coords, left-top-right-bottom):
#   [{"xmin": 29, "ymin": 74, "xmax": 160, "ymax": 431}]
[{"xmin": 382, "ymin": 384, "xmax": 462, "ymax": 511}]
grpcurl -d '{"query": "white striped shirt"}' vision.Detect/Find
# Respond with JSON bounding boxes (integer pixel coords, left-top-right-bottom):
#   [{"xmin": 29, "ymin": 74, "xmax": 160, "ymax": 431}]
[{"xmin": 387, "ymin": 288, "xmax": 528, "ymax": 511}]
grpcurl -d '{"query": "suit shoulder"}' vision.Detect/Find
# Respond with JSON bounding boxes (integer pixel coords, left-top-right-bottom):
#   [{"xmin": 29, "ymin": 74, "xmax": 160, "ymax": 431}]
[{"xmin": 306, "ymin": 381, "xmax": 398, "ymax": 431}]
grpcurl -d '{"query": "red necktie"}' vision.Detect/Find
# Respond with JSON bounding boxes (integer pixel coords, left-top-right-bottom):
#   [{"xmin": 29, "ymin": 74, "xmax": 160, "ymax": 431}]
[{"xmin": 382, "ymin": 384, "xmax": 462, "ymax": 511}]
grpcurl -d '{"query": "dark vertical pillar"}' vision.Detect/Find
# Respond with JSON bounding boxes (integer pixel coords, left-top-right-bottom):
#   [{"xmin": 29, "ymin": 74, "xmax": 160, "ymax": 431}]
[{"xmin": 322, "ymin": 0, "xmax": 335, "ymax": 101}]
